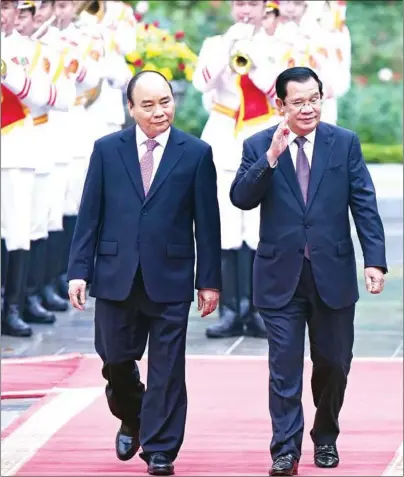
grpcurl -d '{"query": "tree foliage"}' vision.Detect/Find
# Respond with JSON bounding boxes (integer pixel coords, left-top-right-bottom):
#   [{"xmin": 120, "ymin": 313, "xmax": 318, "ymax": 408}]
[{"xmin": 346, "ymin": 0, "xmax": 403, "ymax": 81}]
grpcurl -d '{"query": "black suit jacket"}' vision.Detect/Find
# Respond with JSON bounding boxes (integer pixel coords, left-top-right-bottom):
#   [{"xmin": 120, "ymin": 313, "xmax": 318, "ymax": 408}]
[
  {"xmin": 230, "ymin": 122, "xmax": 387, "ymax": 310},
  {"xmin": 67, "ymin": 126, "xmax": 222, "ymax": 303}
]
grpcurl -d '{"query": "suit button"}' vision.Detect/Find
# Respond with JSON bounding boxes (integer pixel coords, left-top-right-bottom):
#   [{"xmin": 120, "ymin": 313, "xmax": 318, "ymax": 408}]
[
  {"xmin": 305, "ymin": 224, "xmax": 311, "ymax": 229},
  {"xmin": 141, "ymin": 210, "xmax": 147, "ymax": 216}
]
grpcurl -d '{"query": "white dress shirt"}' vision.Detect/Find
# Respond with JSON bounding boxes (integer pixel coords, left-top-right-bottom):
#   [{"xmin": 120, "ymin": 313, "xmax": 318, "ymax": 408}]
[
  {"xmin": 287, "ymin": 129, "xmax": 317, "ymax": 169},
  {"xmin": 136, "ymin": 125, "xmax": 171, "ymax": 183}
]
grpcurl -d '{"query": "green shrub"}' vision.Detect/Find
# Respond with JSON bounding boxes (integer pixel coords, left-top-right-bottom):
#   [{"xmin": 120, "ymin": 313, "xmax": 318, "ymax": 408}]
[
  {"xmin": 174, "ymin": 84, "xmax": 208, "ymax": 137},
  {"xmin": 361, "ymin": 143, "xmax": 403, "ymax": 163},
  {"xmin": 338, "ymin": 83, "xmax": 403, "ymax": 145},
  {"xmin": 346, "ymin": 1, "xmax": 403, "ymax": 79}
]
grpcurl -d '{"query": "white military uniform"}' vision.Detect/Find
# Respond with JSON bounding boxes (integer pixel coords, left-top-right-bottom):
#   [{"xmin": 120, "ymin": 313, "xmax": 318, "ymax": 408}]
[
  {"xmin": 38, "ymin": 26, "xmax": 74, "ymax": 233},
  {"xmin": 1, "ymin": 30, "xmax": 68, "ymax": 251},
  {"xmin": 193, "ymin": 29, "xmax": 282, "ymax": 250},
  {"xmin": 319, "ymin": 3, "xmax": 351, "ymax": 124},
  {"xmin": 275, "ymin": 20, "xmax": 339, "ymax": 124},
  {"xmin": 85, "ymin": 1, "xmax": 136, "ymax": 138},
  {"xmin": 19, "ymin": 35, "xmax": 76, "ymax": 245},
  {"xmin": 48, "ymin": 23, "xmax": 103, "ymax": 218}
]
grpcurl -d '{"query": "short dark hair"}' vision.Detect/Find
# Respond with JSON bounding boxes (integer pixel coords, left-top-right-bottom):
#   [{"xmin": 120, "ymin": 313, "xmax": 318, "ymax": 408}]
[
  {"xmin": 275, "ymin": 67, "xmax": 323, "ymax": 102},
  {"xmin": 126, "ymin": 70, "xmax": 173, "ymax": 106}
]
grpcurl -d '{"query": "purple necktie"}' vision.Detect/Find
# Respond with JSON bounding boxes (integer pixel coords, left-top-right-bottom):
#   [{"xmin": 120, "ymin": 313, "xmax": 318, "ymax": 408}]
[
  {"xmin": 295, "ymin": 136, "xmax": 310, "ymax": 204},
  {"xmin": 295, "ymin": 136, "xmax": 310, "ymax": 259},
  {"xmin": 140, "ymin": 139, "xmax": 158, "ymax": 195}
]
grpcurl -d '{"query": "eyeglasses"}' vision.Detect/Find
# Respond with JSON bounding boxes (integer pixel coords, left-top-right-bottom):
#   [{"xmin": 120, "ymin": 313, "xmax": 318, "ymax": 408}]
[{"xmin": 284, "ymin": 98, "xmax": 322, "ymax": 111}]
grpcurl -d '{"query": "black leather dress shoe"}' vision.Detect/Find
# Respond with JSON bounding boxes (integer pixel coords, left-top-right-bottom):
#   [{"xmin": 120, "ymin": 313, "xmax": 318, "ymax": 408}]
[
  {"xmin": 269, "ymin": 454, "xmax": 298, "ymax": 476},
  {"xmin": 115, "ymin": 423, "xmax": 140, "ymax": 461},
  {"xmin": 314, "ymin": 444, "xmax": 339, "ymax": 468},
  {"xmin": 147, "ymin": 453, "xmax": 174, "ymax": 476}
]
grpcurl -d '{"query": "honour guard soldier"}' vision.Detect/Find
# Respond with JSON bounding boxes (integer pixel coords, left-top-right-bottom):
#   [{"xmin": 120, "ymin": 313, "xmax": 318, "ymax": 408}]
[
  {"xmin": 193, "ymin": 0, "xmax": 282, "ymax": 339},
  {"xmin": 262, "ymin": 0, "xmax": 281, "ymax": 37},
  {"xmin": 37, "ymin": 0, "xmax": 103, "ymax": 302},
  {"xmin": 15, "ymin": 0, "xmax": 76, "ymax": 322},
  {"xmin": 1, "ymin": 0, "xmax": 68, "ymax": 336},
  {"xmin": 82, "ymin": 0, "xmax": 134, "ymax": 138},
  {"xmin": 31, "ymin": 0, "xmax": 77, "ymax": 304},
  {"xmin": 318, "ymin": 0, "xmax": 351, "ymax": 125},
  {"xmin": 275, "ymin": 1, "xmax": 338, "ymax": 124}
]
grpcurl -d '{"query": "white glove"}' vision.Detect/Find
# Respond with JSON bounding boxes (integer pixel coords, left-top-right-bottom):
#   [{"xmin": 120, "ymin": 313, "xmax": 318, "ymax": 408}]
[
  {"xmin": 222, "ymin": 22, "xmax": 255, "ymax": 52},
  {"xmin": 248, "ymin": 35, "xmax": 276, "ymax": 69}
]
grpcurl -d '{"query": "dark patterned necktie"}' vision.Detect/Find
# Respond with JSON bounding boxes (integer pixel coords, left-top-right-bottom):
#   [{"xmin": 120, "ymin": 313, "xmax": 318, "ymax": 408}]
[
  {"xmin": 295, "ymin": 136, "xmax": 310, "ymax": 204},
  {"xmin": 140, "ymin": 139, "xmax": 158, "ymax": 195},
  {"xmin": 295, "ymin": 136, "xmax": 310, "ymax": 259}
]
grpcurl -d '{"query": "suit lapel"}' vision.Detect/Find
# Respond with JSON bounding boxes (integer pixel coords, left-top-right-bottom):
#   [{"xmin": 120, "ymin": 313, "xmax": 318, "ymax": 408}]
[
  {"xmin": 118, "ymin": 126, "xmax": 145, "ymax": 201},
  {"xmin": 306, "ymin": 122, "xmax": 335, "ymax": 212},
  {"xmin": 144, "ymin": 127, "xmax": 186, "ymax": 206},
  {"xmin": 276, "ymin": 139, "xmax": 306, "ymax": 211}
]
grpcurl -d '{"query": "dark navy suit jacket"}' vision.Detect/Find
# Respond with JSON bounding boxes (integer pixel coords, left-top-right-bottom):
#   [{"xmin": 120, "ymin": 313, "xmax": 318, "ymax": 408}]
[
  {"xmin": 67, "ymin": 125, "xmax": 222, "ymax": 303},
  {"xmin": 230, "ymin": 122, "xmax": 387, "ymax": 310}
]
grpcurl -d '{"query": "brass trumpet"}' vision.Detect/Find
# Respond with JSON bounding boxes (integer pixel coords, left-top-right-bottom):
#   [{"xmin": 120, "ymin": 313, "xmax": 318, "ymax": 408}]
[
  {"xmin": 75, "ymin": 0, "xmax": 105, "ymax": 20},
  {"xmin": 229, "ymin": 17, "xmax": 255, "ymax": 75}
]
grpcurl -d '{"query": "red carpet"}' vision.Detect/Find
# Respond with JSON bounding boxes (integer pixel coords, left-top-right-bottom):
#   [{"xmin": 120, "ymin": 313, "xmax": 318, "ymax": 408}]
[
  {"xmin": 1, "ymin": 355, "xmax": 402, "ymax": 476},
  {"xmin": 1, "ymin": 353, "xmax": 83, "ymax": 398}
]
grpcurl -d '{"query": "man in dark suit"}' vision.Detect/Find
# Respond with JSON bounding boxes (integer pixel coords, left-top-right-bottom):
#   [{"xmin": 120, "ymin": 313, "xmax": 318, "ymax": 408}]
[
  {"xmin": 67, "ymin": 71, "xmax": 222, "ymax": 476},
  {"xmin": 230, "ymin": 67, "xmax": 387, "ymax": 476}
]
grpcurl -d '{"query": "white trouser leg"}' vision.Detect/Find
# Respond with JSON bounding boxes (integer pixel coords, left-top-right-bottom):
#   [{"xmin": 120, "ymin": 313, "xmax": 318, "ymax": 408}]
[
  {"xmin": 30, "ymin": 172, "xmax": 52, "ymax": 241},
  {"xmin": 217, "ymin": 170, "xmax": 244, "ymax": 250},
  {"xmin": 48, "ymin": 164, "xmax": 69, "ymax": 232},
  {"xmin": 1, "ymin": 168, "xmax": 35, "ymax": 251},
  {"xmin": 63, "ymin": 156, "xmax": 88, "ymax": 216}
]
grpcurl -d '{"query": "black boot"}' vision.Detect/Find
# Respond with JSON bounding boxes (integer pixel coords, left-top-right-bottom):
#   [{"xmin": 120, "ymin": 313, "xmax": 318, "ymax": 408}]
[
  {"xmin": 56, "ymin": 273, "xmax": 69, "ymax": 299},
  {"xmin": 238, "ymin": 244, "xmax": 266, "ymax": 339},
  {"xmin": 24, "ymin": 238, "xmax": 56, "ymax": 324},
  {"xmin": 56, "ymin": 215, "xmax": 77, "ymax": 299},
  {"xmin": 206, "ymin": 250, "xmax": 244, "ymax": 338},
  {"xmin": 2, "ymin": 249, "xmax": 32, "ymax": 337},
  {"xmin": 41, "ymin": 232, "xmax": 69, "ymax": 312}
]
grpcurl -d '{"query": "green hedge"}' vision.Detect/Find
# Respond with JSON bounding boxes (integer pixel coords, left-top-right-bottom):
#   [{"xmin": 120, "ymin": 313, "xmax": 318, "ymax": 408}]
[
  {"xmin": 338, "ymin": 83, "xmax": 403, "ymax": 145},
  {"xmin": 174, "ymin": 84, "xmax": 208, "ymax": 137},
  {"xmin": 361, "ymin": 143, "xmax": 403, "ymax": 164}
]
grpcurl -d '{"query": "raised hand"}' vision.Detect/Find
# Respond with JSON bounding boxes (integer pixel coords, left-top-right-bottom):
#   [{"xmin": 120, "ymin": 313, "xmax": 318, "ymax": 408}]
[{"xmin": 267, "ymin": 114, "xmax": 290, "ymax": 166}]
